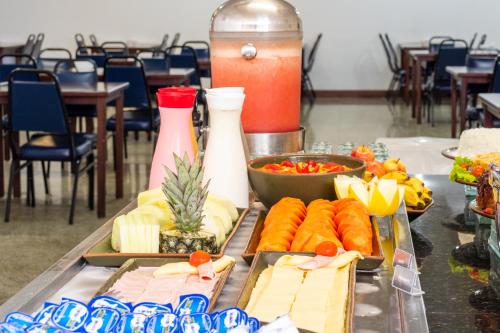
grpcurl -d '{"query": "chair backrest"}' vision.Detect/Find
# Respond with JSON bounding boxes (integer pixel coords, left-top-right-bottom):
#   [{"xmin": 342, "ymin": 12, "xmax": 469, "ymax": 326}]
[
  {"xmin": 89, "ymin": 34, "xmax": 99, "ymax": 47},
  {"xmin": 137, "ymin": 51, "xmax": 170, "ymax": 72},
  {"xmin": 478, "ymin": 34, "xmax": 487, "ymax": 49},
  {"xmin": 489, "ymin": 57, "xmax": 500, "ymax": 93},
  {"xmin": 182, "ymin": 41, "xmax": 210, "ymax": 59},
  {"xmin": 102, "ymin": 41, "xmax": 129, "ymax": 57},
  {"xmin": 469, "ymin": 33, "xmax": 478, "ymax": 49},
  {"xmin": 0, "ymin": 54, "xmax": 37, "ymax": 82},
  {"xmin": 104, "ymin": 56, "xmax": 151, "ymax": 111},
  {"xmin": 305, "ymin": 33, "xmax": 322, "ymax": 73},
  {"xmin": 434, "ymin": 39, "xmax": 468, "ymax": 84},
  {"xmin": 379, "ymin": 34, "xmax": 396, "ymax": 73},
  {"xmin": 428, "ymin": 35, "xmax": 452, "ymax": 53},
  {"xmin": 166, "ymin": 46, "xmax": 200, "ymax": 85},
  {"xmin": 76, "ymin": 46, "xmax": 106, "ymax": 67},
  {"xmin": 37, "ymin": 48, "xmax": 72, "ymax": 71},
  {"xmin": 384, "ymin": 33, "xmax": 400, "ymax": 70},
  {"xmin": 75, "ymin": 33, "xmax": 86, "ymax": 49},
  {"xmin": 54, "ymin": 59, "xmax": 98, "ymax": 88},
  {"xmin": 21, "ymin": 34, "xmax": 36, "ymax": 56},
  {"xmin": 31, "ymin": 33, "xmax": 45, "ymax": 58},
  {"xmin": 7, "ymin": 69, "xmax": 76, "ymax": 160},
  {"xmin": 170, "ymin": 33, "xmax": 181, "ymax": 47}
]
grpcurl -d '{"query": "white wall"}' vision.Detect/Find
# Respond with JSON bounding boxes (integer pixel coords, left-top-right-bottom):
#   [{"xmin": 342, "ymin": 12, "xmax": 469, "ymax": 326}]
[{"xmin": 1, "ymin": 0, "xmax": 499, "ymax": 90}]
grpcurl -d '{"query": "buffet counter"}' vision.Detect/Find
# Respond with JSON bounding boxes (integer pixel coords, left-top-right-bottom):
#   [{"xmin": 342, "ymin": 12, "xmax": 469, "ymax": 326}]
[{"xmin": 2, "ymin": 175, "xmax": 487, "ymax": 332}]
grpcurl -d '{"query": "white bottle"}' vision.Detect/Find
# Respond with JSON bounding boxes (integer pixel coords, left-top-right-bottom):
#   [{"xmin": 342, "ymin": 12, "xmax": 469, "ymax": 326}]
[{"xmin": 203, "ymin": 89, "xmax": 249, "ymax": 208}]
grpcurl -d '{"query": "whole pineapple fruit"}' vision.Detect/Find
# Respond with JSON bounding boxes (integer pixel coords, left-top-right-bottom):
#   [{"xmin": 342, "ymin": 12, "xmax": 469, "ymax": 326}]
[{"xmin": 159, "ymin": 153, "xmax": 218, "ymax": 254}]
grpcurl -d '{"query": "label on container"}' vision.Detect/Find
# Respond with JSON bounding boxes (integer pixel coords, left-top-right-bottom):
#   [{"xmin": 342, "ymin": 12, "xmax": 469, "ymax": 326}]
[
  {"xmin": 88, "ymin": 297, "xmax": 131, "ymax": 315},
  {"xmin": 83, "ymin": 307, "xmax": 121, "ymax": 333},
  {"xmin": 178, "ymin": 313, "xmax": 212, "ymax": 333},
  {"xmin": 145, "ymin": 313, "xmax": 178, "ymax": 333},
  {"xmin": 51, "ymin": 300, "xmax": 89, "ymax": 331},
  {"xmin": 34, "ymin": 303, "xmax": 59, "ymax": 325},
  {"xmin": 25, "ymin": 323, "xmax": 66, "ymax": 333},
  {"xmin": 214, "ymin": 308, "xmax": 246, "ymax": 333},
  {"xmin": 115, "ymin": 313, "xmax": 147, "ymax": 333},
  {"xmin": 133, "ymin": 303, "xmax": 173, "ymax": 317},
  {"xmin": 5, "ymin": 312, "xmax": 34, "ymax": 330},
  {"xmin": 0, "ymin": 323, "xmax": 25, "ymax": 333},
  {"xmin": 248, "ymin": 317, "xmax": 260, "ymax": 333},
  {"xmin": 174, "ymin": 295, "xmax": 209, "ymax": 317}
]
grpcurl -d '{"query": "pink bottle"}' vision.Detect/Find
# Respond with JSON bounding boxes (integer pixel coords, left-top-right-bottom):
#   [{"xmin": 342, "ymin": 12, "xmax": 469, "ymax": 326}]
[{"xmin": 148, "ymin": 87, "xmax": 197, "ymax": 189}]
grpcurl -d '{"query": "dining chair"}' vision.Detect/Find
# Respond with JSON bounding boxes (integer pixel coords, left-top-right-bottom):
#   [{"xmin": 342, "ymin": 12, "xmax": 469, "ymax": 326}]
[
  {"xmin": 424, "ymin": 39, "xmax": 468, "ymax": 126},
  {"xmin": 170, "ymin": 33, "xmax": 181, "ymax": 47},
  {"xmin": 477, "ymin": 34, "xmax": 488, "ymax": 49},
  {"xmin": 302, "ymin": 33, "xmax": 322, "ymax": 106},
  {"xmin": 37, "ymin": 48, "xmax": 72, "ymax": 71},
  {"xmin": 137, "ymin": 50, "xmax": 170, "ymax": 72},
  {"xmin": 102, "ymin": 41, "xmax": 129, "ymax": 57},
  {"xmin": 89, "ymin": 34, "xmax": 99, "ymax": 47},
  {"xmin": 379, "ymin": 33, "xmax": 405, "ymax": 104},
  {"xmin": 4, "ymin": 68, "xmax": 95, "ymax": 224},
  {"xmin": 21, "ymin": 34, "xmax": 36, "ymax": 58},
  {"xmin": 31, "ymin": 33, "xmax": 45, "ymax": 59},
  {"xmin": 469, "ymin": 33, "xmax": 478, "ymax": 49},
  {"xmin": 182, "ymin": 41, "xmax": 210, "ymax": 77},
  {"xmin": 166, "ymin": 46, "xmax": 201, "ymax": 87},
  {"xmin": 75, "ymin": 33, "xmax": 86, "ymax": 49},
  {"xmin": 76, "ymin": 46, "xmax": 106, "ymax": 67},
  {"xmin": 428, "ymin": 36, "xmax": 453, "ymax": 53},
  {"xmin": 104, "ymin": 56, "xmax": 159, "ymax": 159}
]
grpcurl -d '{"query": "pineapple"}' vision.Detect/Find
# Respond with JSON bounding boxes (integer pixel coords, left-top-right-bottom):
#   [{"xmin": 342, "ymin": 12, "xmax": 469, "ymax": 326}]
[{"xmin": 160, "ymin": 153, "xmax": 218, "ymax": 254}]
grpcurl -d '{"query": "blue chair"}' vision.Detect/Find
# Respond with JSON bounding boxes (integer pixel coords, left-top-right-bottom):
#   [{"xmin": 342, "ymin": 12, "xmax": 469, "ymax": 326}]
[
  {"xmin": 104, "ymin": 56, "xmax": 159, "ymax": 158},
  {"xmin": 76, "ymin": 46, "xmax": 106, "ymax": 68},
  {"xmin": 75, "ymin": 33, "xmax": 86, "ymax": 49},
  {"xmin": 182, "ymin": 41, "xmax": 210, "ymax": 77},
  {"xmin": 137, "ymin": 50, "xmax": 170, "ymax": 72},
  {"xmin": 4, "ymin": 69, "xmax": 95, "ymax": 224},
  {"xmin": 424, "ymin": 39, "xmax": 468, "ymax": 126},
  {"xmin": 166, "ymin": 46, "xmax": 201, "ymax": 86},
  {"xmin": 54, "ymin": 59, "xmax": 99, "ymax": 131},
  {"xmin": 102, "ymin": 41, "xmax": 128, "ymax": 57},
  {"xmin": 37, "ymin": 48, "xmax": 72, "ymax": 71},
  {"xmin": 428, "ymin": 35, "xmax": 452, "ymax": 53},
  {"xmin": 89, "ymin": 34, "xmax": 99, "ymax": 47}
]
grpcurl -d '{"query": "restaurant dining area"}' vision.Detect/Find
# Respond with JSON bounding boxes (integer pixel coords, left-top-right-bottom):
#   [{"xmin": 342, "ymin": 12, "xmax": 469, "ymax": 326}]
[{"xmin": 0, "ymin": 0, "xmax": 500, "ymax": 332}]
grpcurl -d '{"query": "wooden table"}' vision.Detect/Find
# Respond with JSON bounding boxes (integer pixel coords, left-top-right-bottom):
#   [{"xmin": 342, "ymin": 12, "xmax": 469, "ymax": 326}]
[
  {"xmin": 446, "ymin": 66, "xmax": 493, "ymax": 137},
  {"xmin": 410, "ymin": 50, "xmax": 497, "ymax": 126},
  {"xmin": 478, "ymin": 93, "xmax": 500, "ymax": 127},
  {"xmin": 0, "ymin": 43, "xmax": 24, "ymax": 56},
  {"xmin": 97, "ymin": 68, "xmax": 195, "ymax": 86},
  {"xmin": 126, "ymin": 42, "xmax": 160, "ymax": 55},
  {"xmin": 399, "ymin": 42, "xmax": 427, "ymax": 104},
  {"xmin": 0, "ymin": 82, "xmax": 129, "ymax": 218}
]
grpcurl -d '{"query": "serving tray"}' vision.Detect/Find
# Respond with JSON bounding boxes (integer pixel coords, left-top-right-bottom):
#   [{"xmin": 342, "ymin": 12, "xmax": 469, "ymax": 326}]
[
  {"xmin": 236, "ymin": 251, "xmax": 355, "ymax": 333},
  {"xmin": 84, "ymin": 208, "xmax": 249, "ymax": 267},
  {"xmin": 95, "ymin": 257, "xmax": 235, "ymax": 312},
  {"xmin": 469, "ymin": 200, "xmax": 495, "ymax": 220},
  {"xmin": 241, "ymin": 210, "xmax": 384, "ymax": 270},
  {"xmin": 406, "ymin": 199, "xmax": 435, "ymax": 216},
  {"xmin": 441, "ymin": 147, "xmax": 458, "ymax": 160}
]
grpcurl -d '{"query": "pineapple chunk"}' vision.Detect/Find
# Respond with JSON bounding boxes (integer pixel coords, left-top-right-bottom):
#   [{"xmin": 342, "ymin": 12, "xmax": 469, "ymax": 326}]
[
  {"xmin": 207, "ymin": 194, "xmax": 239, "ymax": 222},
  {"xmin": 138, "ymin": 188, "xmax": 166, "ymax": 206},
  {"xmin": 202, "ymin": 213, "xmax": 226, "ymax": 246},
  {"xmin": 204, "ymin": 200, "xmax": 232, "ymax": 234}
]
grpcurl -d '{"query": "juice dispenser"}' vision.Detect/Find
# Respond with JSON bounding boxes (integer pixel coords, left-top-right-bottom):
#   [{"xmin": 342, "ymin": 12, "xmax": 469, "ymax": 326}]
[{"xmin": 210, "ymin": 0, "xmax": 305, "ymax": 156}]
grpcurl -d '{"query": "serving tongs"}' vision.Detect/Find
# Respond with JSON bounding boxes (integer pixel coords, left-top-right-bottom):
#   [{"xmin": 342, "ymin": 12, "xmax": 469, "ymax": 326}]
[{"xmin": 490, "ymin": 163, "xmax": 500, "ymax": 249}]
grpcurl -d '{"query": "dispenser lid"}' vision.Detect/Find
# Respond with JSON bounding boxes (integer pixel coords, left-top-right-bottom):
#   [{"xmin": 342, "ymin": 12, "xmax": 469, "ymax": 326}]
[{"xmin": 210, "ymin": 0, "xmax": 302, "ymax": 33}]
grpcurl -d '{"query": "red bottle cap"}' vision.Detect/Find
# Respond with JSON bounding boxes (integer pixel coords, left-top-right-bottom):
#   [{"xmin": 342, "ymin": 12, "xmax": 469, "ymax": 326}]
[{"xmin": 156, "ymin": 87, "xmax": 196, "ymax": 108}]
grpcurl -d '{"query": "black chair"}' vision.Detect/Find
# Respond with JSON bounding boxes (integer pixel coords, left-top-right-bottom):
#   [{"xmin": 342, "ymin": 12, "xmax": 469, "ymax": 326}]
[
  {"xmin": 76, "ymin": 46, "xmax": 106, "ymax": 68},
  {"xmin": 166, "ymin": 46, "xmax": 201, "ymax": 87},
  {"xmin": 75, "ymin": 33, "xmax": 86, "ymax": 49},
  {"xmin": 31, "ymin": 33, "xmax": 45, "ymax": 59},
  {"xmin": 54, "ymin": 59, "xmax": 99, "ymax": 132},
  {"xmin": 4, "ymin": 69, "xmax": 95, "ymax": 224},
  {"xmin": 104, "ymin": 56, "xmax": 159, "ymax": 158},
  {"xmin": 170, "ymin": 33, "xmax": 181, "ymax": 47},
  {"xmin": 0, "ymin": 54, "xmax": 37, "ymax": 82},
  {"xmin": 37, "ymin": 48, "xmax": 72, "ymax": 71},
  {"xmin": 302, "ymin": 33, "xmax": 322, "ymax": 106},
  {"xmin": 379, "ymin": 33, "xmax": 405, "ymax": 104},
  {"xmin": 424, "ymin": 39, "xmax": 468, "ymax": 126},
  {"xmin": 428, "ymin": 36, "xmax": 452, "ymax": 53},
  {"xmin": 102, "ymin": 41, "xmax": 128, "ymax": 57},
  {"xmin": 137, "ymin": 50, "xmax": 170, "ymax": 72},
  {"xmin": 89, "ymin": 34, "xmax": 99, "ymax": 47},
  {"xmin": 21, "ymin": 34, "xmax": 36, "ymax": 57}
]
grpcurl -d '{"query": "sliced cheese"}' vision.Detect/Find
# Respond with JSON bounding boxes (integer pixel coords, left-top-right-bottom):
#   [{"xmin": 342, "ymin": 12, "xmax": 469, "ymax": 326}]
[{"xmin": 153, "ymin": 255, "xmax": 235, "ymax": 278}]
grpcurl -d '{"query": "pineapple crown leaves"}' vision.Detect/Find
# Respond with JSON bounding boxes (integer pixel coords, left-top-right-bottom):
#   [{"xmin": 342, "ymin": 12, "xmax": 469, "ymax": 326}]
[{"xmin": 162, "ymin": 153, "xmax": 210, "ymax": 234}]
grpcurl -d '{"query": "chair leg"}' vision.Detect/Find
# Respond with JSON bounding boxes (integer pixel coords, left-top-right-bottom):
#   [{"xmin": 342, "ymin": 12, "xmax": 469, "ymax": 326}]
[
  {"xmin": 28, "ymin": 162, "xmax": 35, "ymax": 207},
  {"xmin": 124, "ymin": 132, "xmax": 128, "ymax": 159},
  {"xmin": 87, "ymin": 154, "xmax": 94, "ymax": 210},
  {"xmin": 68, "ymin": 162, "xmax": 81, "ymax": 225},
  {"xmin": 112, "ymin": 134, "xmax": 117, "ymax": 171},
  {"xmin": 26, "ymin": 163, "xmax": 31, "ymax": 207},
  {"xmin": 4, "ymin": 161, "xmax": 15, "ymax": 222},
  {"xmin": 41, "ymin": 161, "xmax": 50, "ymax": 195}
]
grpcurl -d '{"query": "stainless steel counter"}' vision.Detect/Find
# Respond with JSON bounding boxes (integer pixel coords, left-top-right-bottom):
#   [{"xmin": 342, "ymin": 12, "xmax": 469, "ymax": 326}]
[{"xmin": 0, "ymin": 201, "xmax": 428, "ymax": 332}]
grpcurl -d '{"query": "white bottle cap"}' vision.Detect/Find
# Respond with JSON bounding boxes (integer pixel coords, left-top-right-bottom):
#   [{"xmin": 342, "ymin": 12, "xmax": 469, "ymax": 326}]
[{"xmin": 206, "ymin": 92, "xmax": 245, "ymax": 111}]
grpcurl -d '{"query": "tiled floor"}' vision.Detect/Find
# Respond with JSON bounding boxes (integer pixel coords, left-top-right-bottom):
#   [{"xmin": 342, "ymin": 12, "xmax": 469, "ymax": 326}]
[{"xmin": 0, "ymin": 97, "xmax": 454, "ymax": 303}]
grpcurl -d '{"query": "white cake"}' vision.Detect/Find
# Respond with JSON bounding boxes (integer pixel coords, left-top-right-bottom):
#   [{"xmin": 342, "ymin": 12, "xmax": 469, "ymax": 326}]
[{"xmin": 456, "ymin": 128, "xmax": 500, "ymax": 158}]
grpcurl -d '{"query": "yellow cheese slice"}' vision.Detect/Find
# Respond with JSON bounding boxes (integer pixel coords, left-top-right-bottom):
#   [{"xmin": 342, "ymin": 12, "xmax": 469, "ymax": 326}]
[
  {"xmin": 245, "ymin": 267, "xmax": 273, "ymax": 314},
  {"xmin": 324, "ymin": 265, "xmax": 350, "ymax": 333},
  {"xmin": 153, "ymin": 255, "xmax": 235, "ymax": 278},
  {"xmin": 327, "ymin": 251, "xmax": 362, "ymax": 268}
]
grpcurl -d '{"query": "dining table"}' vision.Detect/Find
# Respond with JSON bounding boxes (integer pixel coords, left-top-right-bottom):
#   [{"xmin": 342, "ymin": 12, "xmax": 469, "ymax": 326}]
[
  {"xmin": 399, "ymin": 42, "xmax": 427, "ymax": 104},
  {"xmin": 478, "ymin": 93, "xmax": 500, "ymax": 127},
  {"xmin": 446, "ymin": 66, "xmax": 493, "ymax": 138},
  {"xmin": 96, "ymin": 67, "xmax": 195, "ymax": 86},
  {"xmin": 0, "ymin": 81, "xmax": 129, "ymax": 218},
  {"xmin": 410, "ymin": 50, "xmax": 498, "ymax": 126}
]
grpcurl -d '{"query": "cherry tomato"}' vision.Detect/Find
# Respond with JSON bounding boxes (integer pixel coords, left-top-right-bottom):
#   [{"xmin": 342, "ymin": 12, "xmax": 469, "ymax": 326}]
[
  {"xmin": 471, "ymin": 166, "xmax": 486, "ymax": 177},
  {"xmin": 315, "ymin": 241, "xmax": 338, "ymax": 257},
  {"xmin": 484, "ymin": 207, "xmax": 494, "ymax": 215},
  {"xmin": 189, "ymin": 250, "xmax": 211, "ymax": 267},
  {"xmin": 306, "ymin": 160, "xmax": 317, "ymax": 167},
  {"xmin": 280, "ymin": 160, "xmax": 294, "ymax": 168}
]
